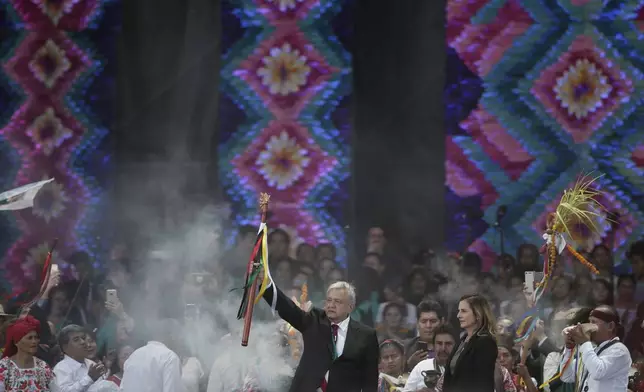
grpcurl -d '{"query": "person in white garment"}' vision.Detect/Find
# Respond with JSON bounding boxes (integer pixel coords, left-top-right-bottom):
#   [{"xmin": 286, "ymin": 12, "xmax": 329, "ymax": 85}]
[
  {"xmin": 53, "ymin": 325, "xmax": 106, "ymax": 392},
  {"xmin": 403, "ymin": 325, "xmax": 457, "ymax": 391},
  {"xmin": 120, "ymin": 318, "xmax": 185, "ymax": 392},
  {"xmin": 561, "ymin": 305, "xmax": 631, "ymax": 392},
  {"xmin": 181, "ymin": 356, "xmax": 204, "ymax": 392}
]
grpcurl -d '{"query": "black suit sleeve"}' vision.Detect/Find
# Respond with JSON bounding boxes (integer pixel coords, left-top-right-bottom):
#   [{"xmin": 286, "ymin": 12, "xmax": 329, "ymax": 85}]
[
  {"xmin": 477, "ymin": 335, "xmax": 498, "ymax": 375},
  {"xmin": 263, "ymin": 285, "xmax": 314, "ymax": 332},
  {"xmin": 361, "ymin": 328, "xmax": 380, "ymax": 392}
]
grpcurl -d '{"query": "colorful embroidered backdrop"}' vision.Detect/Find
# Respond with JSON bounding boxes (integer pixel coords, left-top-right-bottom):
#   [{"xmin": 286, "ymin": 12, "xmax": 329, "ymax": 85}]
[
  {"xmin": 445, "ymin": 0, "xmax": 644, "ymax": 270},
  {"xmin": 0, "ymin": 1, "xmax": 119, "ymax": 296},
  {"xmin": 220, "ymin": 0, "xmax": 353, "ymax": 263}
]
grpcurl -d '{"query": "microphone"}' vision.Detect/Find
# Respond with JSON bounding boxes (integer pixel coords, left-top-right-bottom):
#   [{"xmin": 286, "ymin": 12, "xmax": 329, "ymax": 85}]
[{"xmin": 494, "ymin": 205, "xmax": 507, "ymax": 227}]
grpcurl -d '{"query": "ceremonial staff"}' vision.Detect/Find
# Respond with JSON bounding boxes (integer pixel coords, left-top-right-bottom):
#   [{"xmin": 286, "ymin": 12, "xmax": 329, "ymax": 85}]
[
  {"xmin": 237, "ymin": 193, "xmax": 275, "ymax": 346},
  {"xmin": 513, "ymin": 174, "xmax": 606, "ymax": 389}
]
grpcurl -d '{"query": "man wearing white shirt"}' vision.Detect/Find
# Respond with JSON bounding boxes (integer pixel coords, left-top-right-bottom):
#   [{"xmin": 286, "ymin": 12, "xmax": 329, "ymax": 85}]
[
  {"xmin": 53, "ymin": 325, "xmax": 106, "ymax": 392},
  {"xmin": 403, "ymin": 325, "xmax": 457, "ymax": 391},
  {"xmin": 561, "ymin": 305, "xmax": 631, "ymax": 392},
  {"xmin": 120, "ymin": 318, "xmax": 185, "ymax": 392}
]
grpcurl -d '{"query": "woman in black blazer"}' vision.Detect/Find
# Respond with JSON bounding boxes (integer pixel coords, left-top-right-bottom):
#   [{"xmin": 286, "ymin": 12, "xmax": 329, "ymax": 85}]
[{"xmin": 442, "ymin": 294, "xmax": 498, "ymax": 392}]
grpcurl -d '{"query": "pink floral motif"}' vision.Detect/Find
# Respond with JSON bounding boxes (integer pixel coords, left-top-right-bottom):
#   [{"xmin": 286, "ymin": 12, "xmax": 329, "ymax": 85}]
[
  {"xmin": 26, "ymin": 108, "xmax": 73, "ymax": 156},
  {"xmin": 531, "ymin": 35, "xmax": 633, "ymax": 143},
  {"xmin": 28, "ymin": 39, "xmax": 71, "ymax": 89},
  {"xmin": 232, "ymin": 120, "xmax": 336, "ymax": 203},
  {"xmin": 4, "ymin": 30, "xmax": 90, "ymax": 98},
  {"xmin": 0, "ymin": 356, "xmax": 54, "ymax": 391},
  {"xmin": 32, "ymin": 178, "xmax": 69, "ymax": 223},
  {"xmin": 234, "ymin": 27, "xmax": 337, "ymax": 118}
]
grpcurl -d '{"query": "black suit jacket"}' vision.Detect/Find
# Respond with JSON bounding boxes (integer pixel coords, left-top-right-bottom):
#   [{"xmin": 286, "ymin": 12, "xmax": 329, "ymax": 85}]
[
  {"xmin": 526, "ymin": 337, "xmax": 559, "ymax": 385},
  {"xmin": 264, "ymin": 287, "xmax": 379, "ymax": 392},
  {"xmin": 442, "ymin": 332, "xmax": 498, "ymax": 392}
]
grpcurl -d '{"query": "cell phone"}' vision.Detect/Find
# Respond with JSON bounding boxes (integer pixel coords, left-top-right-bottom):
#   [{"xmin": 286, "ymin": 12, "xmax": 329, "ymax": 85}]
[
  {"xmin": 51, "ymin": 264, "xmax": 59, "ymax": 274},
  {"xmin": 417, "ymin": 341, "xmax": 428, "ymax": 351},
  {"xmin": 524, "ymin": 271, "xmax": 544, "ymax": 296},
  {"xmin": 524, "ymin": 271, "xmax": 535, "ymax": 296},
  {"xmin": 106, "ymin": 289, "xmax": 118, "ymax": 304}
]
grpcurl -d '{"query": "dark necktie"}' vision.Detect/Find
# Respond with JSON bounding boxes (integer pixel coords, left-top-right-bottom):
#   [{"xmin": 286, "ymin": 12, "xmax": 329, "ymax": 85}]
[
  {"xmin": 321, "ymin": 324, "xmax": 340, "ymax": 392},
  {"xmin": 331, "ymin": 324, "xmax": 339, "ymax": 344}
]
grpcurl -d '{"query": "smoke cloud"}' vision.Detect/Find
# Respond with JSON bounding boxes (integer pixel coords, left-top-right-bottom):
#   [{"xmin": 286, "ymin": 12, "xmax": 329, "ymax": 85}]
[{"xmin": 112, "ymin": 166, "xmax": 294, "ymax": 392}]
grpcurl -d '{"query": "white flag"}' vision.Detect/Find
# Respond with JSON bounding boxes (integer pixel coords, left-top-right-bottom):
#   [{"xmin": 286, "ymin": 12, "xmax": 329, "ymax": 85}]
[{"xmin": 0, "ymin": 179, "xmax": 54, "ymax": 211}]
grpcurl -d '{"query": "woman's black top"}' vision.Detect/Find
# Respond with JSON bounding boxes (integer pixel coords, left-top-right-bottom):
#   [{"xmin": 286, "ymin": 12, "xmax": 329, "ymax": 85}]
[{"xmin": 442, "ymin": 331, "xmax": 498, "ymax": 392}]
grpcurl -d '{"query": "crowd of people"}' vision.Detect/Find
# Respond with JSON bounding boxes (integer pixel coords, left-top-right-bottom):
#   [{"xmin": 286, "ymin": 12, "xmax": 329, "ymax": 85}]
[
  {"xmin": 258, "ymin": 226, "xmax": 644, "ymax": 392},
  {"xmin": 0, "ymin": 223, "xmax": 643, "ymax": 392}
]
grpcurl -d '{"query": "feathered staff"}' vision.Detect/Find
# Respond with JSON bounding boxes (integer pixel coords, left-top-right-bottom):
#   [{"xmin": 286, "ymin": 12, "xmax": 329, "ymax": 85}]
[
  {"xmin": 19, "ymin": 239, "xmax": 58, "ymax": 314},
  {"xmin": 236, "ymin": 193, "xmax": 276, "ymax": 346},
  {"xmin": 0, "ymin": 179, "xmax": 57, "ymax": 311},
  {"xmin": 514, "ymin": 175, "xmax": 606, "ymax": 386}
]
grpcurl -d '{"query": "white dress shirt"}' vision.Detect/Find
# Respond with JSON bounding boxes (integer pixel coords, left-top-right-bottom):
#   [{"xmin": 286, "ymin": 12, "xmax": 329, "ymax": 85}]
[
  {"xmin": 403, "ymin": 358, "xmax": 443, "ymax": 391},
  {"xmin": 120, "ymin": 341, "xmax": 185, "ymax": 392},
  {"xmin": 53, "ymin": 355, "xmax": 100, "ymax": 392},
  {"xmin": 333, "ymin": 316, "xmax": 350, "ymax": 358},
  {"xmin": 317, "ymin": 317, "xmax": 351, "ymax": 392},
  {"xmin": 181, "ymin": 357, "xmax": 204, "ymax": 392},
  {"xmin": 560, "ymin": 338, "xmax": 631, "ymax": 392}
]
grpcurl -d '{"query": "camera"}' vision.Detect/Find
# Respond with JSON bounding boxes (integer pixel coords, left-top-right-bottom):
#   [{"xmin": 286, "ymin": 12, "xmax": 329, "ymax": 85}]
[{"xmin": 422, "ymin": 369, "xmax": 442, "ymax": 389}]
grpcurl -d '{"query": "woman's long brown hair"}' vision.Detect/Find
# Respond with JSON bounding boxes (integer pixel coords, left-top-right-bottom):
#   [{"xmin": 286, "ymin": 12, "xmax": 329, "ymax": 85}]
[{"xmin": 460, "ymin": 294, "xmax": 497, "ymax": 337}]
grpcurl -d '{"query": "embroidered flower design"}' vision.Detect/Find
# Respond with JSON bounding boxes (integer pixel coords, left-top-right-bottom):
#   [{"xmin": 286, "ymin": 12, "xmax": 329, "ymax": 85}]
[
  {"xmin": 256, "ymin": 131, "xmax": 310, "ymax": 190},
  {"xmin": 554, "ymin": 58, "xmax": 612, "ymax": 120},
  {"xmin": 26, "ymin": 108, "xmax": 73, "ymax": 156},
  {"xmin": 32, "ymin": 178, "xmax": 68, "ymax": 223},
  {"xmin": 257, "ymin": 43, "xmax": 311, "ymax": 96},
  {"xmin": 28, "ymin": 39, "xmax": 71, "ymax": 89}
]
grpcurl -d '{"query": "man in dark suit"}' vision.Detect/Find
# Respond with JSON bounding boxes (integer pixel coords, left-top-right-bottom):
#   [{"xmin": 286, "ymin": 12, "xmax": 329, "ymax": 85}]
[
  {"xmin": 263, "ymin": 281, "xmax": 379, "ymax": 392},
  {"xmin": 525, "ymin": 320, "xmax": 559, "ymax": 385}
]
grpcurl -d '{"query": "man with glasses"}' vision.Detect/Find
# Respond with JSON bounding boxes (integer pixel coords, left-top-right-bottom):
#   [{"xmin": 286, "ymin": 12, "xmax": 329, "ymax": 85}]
[{"xmin": 262, "ymin": 280, "xmax": 379, "ymax": 392}]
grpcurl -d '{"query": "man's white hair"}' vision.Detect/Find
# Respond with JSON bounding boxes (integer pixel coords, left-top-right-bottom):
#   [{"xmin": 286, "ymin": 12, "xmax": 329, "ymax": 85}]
[{"xmin": 327, "ymin": 281, "xmax": 356, "ymax": 306}]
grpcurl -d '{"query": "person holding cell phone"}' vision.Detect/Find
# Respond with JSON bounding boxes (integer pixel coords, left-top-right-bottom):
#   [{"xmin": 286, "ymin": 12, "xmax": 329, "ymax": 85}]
[
  {"xmin": 405, "ymin": 301, "xmax": 446, "ymax": 371},
  {"xmin": 97, "ymin": 289, "xmax": 135, "ymax": 355},
  {"xmin": 403, "ymin": 325, "xmax": 458, "ymax": 392}
]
